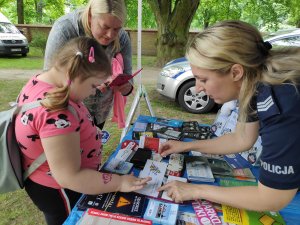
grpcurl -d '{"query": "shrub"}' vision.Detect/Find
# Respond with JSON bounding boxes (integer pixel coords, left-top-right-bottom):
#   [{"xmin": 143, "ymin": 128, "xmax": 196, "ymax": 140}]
[{"xmin": 30, "ymin": 31, "xmax": 48, "ymax": 54}]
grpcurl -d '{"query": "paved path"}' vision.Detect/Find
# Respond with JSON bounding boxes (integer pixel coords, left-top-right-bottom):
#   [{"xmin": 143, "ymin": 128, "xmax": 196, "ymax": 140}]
[{"xmin": 0, "ymin": 67, "xmax": 162, "ymax": 85}]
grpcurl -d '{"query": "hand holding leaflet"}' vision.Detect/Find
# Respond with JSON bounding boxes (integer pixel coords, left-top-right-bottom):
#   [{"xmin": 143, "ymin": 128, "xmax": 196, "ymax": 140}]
[{"xmin": 109, "ymin": 68, "xmax": 143, "ymax": 87}]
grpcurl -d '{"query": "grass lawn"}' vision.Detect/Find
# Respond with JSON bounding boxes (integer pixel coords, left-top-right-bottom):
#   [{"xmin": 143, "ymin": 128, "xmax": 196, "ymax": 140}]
[
  {"xmin": 0, "ymin": 47, "xmax": 157, "ymax": 70},
  {"xmin": 0, "ymin": 48, "xmax": 44, "ymax": 69},
  {"xmin": 0, "ymin": 59, "xmax": 216, "ymax": 224}
]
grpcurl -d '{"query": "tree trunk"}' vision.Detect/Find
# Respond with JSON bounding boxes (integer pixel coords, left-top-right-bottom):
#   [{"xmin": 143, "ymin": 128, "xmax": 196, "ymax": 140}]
[
  {"xmin": 147, "ymin": 0, "xmax": 200, "ymax": 66},
  {"xmin": 17, "ymin": 0, "xmax": 24, "ymax": 24}
]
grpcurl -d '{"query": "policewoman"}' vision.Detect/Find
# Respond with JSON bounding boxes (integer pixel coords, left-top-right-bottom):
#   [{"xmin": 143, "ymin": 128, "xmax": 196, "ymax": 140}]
[{"xmin": 158, "ymin": 20, "xmax": 300, "ymax": 211}]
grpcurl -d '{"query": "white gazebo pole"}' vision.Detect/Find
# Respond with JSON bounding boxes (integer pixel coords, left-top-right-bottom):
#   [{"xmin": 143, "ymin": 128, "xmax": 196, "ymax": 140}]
[
  {"xmin": 120, "ymin": 0, "xmax": 155, "ymax": 141},
  {"xmin": 136, "ymin": 0, "xmax": 142, "ymax": 115}
]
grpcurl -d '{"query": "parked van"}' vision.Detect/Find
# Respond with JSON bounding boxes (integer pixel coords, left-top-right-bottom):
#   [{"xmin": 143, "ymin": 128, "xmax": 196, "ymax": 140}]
[{"xmin": 0, "ymin": 12, "xmax": 29, "ymax": 56}]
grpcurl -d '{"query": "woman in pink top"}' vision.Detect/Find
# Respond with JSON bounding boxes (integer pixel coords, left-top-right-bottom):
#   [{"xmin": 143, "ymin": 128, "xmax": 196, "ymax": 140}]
[{"xmin": 15, "ymin": 37, "xmax": 150, "ymax": 225}]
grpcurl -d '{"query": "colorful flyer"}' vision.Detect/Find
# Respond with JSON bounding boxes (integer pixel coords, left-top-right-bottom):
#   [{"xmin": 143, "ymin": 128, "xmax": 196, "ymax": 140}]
[
  {"xmin": 222, "ymin": 205, "xmax": 286, "ymax": 225},
  {"xmin": 192, "ymin": 200, "xmax": 222, "ymax": 225}
]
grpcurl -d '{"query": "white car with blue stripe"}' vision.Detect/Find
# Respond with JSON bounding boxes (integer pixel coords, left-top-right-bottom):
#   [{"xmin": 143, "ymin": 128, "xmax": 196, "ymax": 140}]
[{"xmin": 156, "ymin": 28, "xmax": 300, "ymax": 114}]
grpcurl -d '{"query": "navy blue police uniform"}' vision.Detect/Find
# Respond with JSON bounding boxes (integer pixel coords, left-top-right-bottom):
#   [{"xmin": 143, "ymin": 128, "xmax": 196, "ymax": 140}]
[{"xmin": 250, "ymin": 83, "xmax": 300, "ymax": 190}]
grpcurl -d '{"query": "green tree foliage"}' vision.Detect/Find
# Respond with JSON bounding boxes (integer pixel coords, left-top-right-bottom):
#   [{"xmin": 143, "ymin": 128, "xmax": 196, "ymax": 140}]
[
  {"xmin": 193, "ymin": 0, "xmax": 241, "ymax": 29},
  {"xmin": 191, "ymin": 0, "xmax": 293, "ymax": 31},
  {"xmin": 125, "ymin": 0, "xmax": 156, "ymax": 29},
  {"xmin": 287, "ymin": 0, "xmax": 300, "ymax": 28}
]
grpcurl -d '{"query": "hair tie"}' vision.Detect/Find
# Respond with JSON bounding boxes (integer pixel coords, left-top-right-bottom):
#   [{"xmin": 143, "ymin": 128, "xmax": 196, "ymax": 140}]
[
  {"xmin": 76, "ymin": 51, "xmax": 83, "ymax": 58},
  {"xmin": 88, "ymin": 47, "xmax": 95, "ymax": 63},
  {"xmin": 263, "ymin": 41, "xmax": 272, "ymax": 50}
]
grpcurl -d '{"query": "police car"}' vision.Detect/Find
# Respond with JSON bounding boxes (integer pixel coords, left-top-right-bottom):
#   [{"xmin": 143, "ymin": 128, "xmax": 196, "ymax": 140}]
[{"xmin": 156, "ymin": 29, "xmax": 300, "ymax": 114}]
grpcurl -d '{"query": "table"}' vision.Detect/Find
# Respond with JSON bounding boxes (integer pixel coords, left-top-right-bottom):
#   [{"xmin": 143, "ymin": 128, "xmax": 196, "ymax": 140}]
[{"xmin": 64, "ymin": 115, "xmax": 300, "ymax": 225}]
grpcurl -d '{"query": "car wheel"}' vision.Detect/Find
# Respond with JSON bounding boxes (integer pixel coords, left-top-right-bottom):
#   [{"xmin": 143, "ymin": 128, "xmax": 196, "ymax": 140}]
[
  {"xmin": 22, "ymin": 53, "xmax": 27, "ymax": 57},
  {"xmin": 178, "ymin": 80, "xmax": 215, "ymax": 113}
]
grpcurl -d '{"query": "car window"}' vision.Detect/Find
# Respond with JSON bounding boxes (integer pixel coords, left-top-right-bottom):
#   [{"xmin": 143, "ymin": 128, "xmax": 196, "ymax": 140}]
[
  {"xmin": 271, "ymin": 36, "xmax": 300, "ymax": 47},
  {"xmin": 0, "ymin": 22, "xmax": 20, "ymax": 34}
]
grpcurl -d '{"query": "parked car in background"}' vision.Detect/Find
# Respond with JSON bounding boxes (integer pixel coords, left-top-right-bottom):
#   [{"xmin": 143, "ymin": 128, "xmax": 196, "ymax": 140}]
[
  {"xmin": 0, "ymin": 12, "xmax": 29, "ymax": 57},
  {"xmin": 265, "ymin": 28, "xmax": 300, "ymax": 47},
  {"xmin": 156, "ymin": 28, "xmax": 300, "ymax": 114}
]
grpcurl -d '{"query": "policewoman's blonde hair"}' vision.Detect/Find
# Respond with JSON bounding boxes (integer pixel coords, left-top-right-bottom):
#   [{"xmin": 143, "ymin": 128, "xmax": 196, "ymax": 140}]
[
  {"xmin": 81, "ymin": 0, "xmax": 126, "ymax": 52},
  {"xmin": 186, "ymin": 20, "xmax": 300, "ymax": 122}
]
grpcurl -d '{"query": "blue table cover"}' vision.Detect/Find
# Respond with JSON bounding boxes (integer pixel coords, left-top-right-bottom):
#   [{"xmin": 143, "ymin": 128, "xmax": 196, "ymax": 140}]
[{"xmin": 64, "ymin": 115, "xmax": 300, "ymax": 225}]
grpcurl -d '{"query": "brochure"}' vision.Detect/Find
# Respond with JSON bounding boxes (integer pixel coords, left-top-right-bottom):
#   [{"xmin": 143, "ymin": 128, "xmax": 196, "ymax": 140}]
[
  {"xmin": 143, "ymin": 199, "xmax": 179, "ymax": 225},
  {"xmin": 102, "ymin": 159, "xmax": 133, "ymax": 175},
  {"xmin": 206, "ymin": 157, "xmax": 234, "ymax": 177},
  {"xmin": 222, "ymin": 205, "xmax": 286, "ymax": 225},
  {"xmin": 166, "ymin": 153, "xmax": 185, "ymax": 177},
  {"xmin": 177, "ymin": 211, "xmax": 200, "ymax": 225},
  {"xmin": 132, "ymin": 122, "xmax": 182, "ymax": 140},
  {"xmin": 192, "ymin": 200, "xmax": 222, "ymax": 225},
  {"xmin": 77, "ymin": 209, "xmax": 152, "ymax": 225},
  {"xmin": 185, "ymin": 156, "xmax": 215, "ymax": 183},
  {"xmin": 136, "ymin": 160, "xmax": 168, "ymax": 198},
  {"xmin": 109, "ymin": 68, "xmax": 143, "ymax": 87},
  {"xmin": 139, "ymin": 136, "xmax": 167, "ymax": 153},
  {"xmin": 76, "ymin": 192, "xmax": 146, "ymax": 218}
]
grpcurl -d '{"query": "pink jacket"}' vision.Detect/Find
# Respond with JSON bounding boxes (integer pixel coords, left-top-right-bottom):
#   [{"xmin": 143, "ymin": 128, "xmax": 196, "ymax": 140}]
[{"xmin": 111, "ymin": 53, "xmax": 127, "ymax": 128}]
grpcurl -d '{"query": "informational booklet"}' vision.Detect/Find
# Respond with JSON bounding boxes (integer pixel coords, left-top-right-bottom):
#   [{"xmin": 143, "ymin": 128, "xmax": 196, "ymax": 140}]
[
  {"xmin": 207, "ymin": 157, "xmax": 234, "ymax": 177},
  {"xmin": 136, "ymin": 160, "xmax": 168, "ymax": 198},
  {"xmin": 223, "ymin": 154, "xmax": 252, "ymax": 169},
  {"xmin": 239, "ymin": 136, "xmax": 263, "ymax": 167},
  {"xmin": 222, "ymin": 205, "xmax": 286, "ymax": 225},
  {"xmin": 121, "ymin": 140, "xmax": 139, "ymax": 151},
  {"xmin": 154, "ymin": 117, "xmax": 183, "ymax": 127},
  {"xmin": 143, "ymin": 199, "xmax": 179, "ymax": 225},
  {"xmin": 132, "ymin": 122, "xmax": 182, "ymax": 140},
  {"xmin": 192, "ymin": 200, "xmax": 222, "ymax": 225},
  {"xmin": 219, "ymin": 179, "xmax": 257, "ymax": 187},
  {"xmin": 139, "ymin": 135, "xmax": 167, "ymax": 153},
  {"xmin": 77, "ymin": 209, "xmax": 152, "ymax": 225},
  {"xmin": 115, "ymin": 148, "xmax": 135, "ymax": 161},
  {"xmin": 166, "ymin": 153, "xmax": 185, "ymax": 177},
  {"xmin": 182, "ymin": 121, "xmax": 213, "ymax": 140},
  {"xmin": 76, "ymin": 192, "xmax": 146, "ymax": 218},
  {"xmin": 109, "ymin": 68, "xmax": 143, "ymax": 87},
  {"xmin": 103, "ymin": 159, "xmax": 133, "ymax": 175},
  {"xmin": 177, "ymin": 211, "xmax": 200, "ymax": 225},
  {"xmin": 185, "ymin": 156, "xmax": 215, "ymax": 183}
]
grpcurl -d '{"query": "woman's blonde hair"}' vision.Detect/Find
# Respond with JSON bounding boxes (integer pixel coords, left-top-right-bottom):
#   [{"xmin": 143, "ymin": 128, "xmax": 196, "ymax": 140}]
[
  {"xmin": 186, "ymin": 20, "xmax": 300, "ymax": 122},
  {"xmin": 81, "ymin": 0, "xmax": 126, "ymax": 52},
  {"xmin": 42, "ymin": 37, "xmax": 111, "ymax": 111}
]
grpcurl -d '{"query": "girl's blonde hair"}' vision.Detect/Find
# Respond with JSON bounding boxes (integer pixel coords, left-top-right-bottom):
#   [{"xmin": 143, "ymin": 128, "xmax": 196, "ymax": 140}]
[
  {"xmin": 186, "ymin": 20, "xmax": 300, "ymax": 122},
  {"xmin": 42, "ymin": 37, "xmax": 111, "ymax": 111},
  {"xmin": 81, "ymin": 0, "xmax": 126, "ymax": 52}
]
